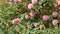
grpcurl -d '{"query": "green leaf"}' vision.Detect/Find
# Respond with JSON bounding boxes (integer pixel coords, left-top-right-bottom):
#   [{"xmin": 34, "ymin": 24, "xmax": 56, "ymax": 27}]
[
  {"xmin": 18, "ymin": 23, "xmax": 26, "ymax": 28},
  {"xmin": 0, "ymin": 31, "xmax": 4, "ymax": 34},
  {"xmin": 26, "ymin": 30, "xmax": 30, "ymax": 34},
  {"xmin": 58, "ymin": 13, "xmax": 60, "ymax": 18},
  {"xmin": 0, "ymin": 28, "xmax": 2, "ymax": 31},
  {"xmin": 8, "ymin": 29, "xmax": 15, "ymax": 34},
  {"xmin": 20, "ymin": 14, "xmax": 25, "ymax": 21},
  {"xmin": 14, "ymin": 25, "xmax": 20, "ymax": 32}
]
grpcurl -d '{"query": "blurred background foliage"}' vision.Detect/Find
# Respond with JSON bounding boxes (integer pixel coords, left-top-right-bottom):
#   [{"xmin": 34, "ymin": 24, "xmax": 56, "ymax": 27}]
[{"xmin": 0, "ymin": 0, "xmax": 60, "ymax": 34}]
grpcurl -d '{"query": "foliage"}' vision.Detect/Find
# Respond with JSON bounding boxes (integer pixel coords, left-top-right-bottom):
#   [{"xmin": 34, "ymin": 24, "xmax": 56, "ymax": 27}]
[{"xmin": 0, "ymin": 0, "xmax": 60, "ymax": 34}]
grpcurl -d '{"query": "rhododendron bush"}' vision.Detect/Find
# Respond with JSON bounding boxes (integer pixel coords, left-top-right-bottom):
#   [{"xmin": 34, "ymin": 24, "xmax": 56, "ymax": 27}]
[{"xmin": 0, "ymin": 0, "xmax": 60, "ymax": 34}]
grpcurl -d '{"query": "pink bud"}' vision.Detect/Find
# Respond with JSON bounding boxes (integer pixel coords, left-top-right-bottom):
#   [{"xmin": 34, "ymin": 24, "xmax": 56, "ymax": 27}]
[
  {"xmin": 53, "ymin": 3, "xmax": 57, "ymax": 7},
  {"xmin": 28, "ymin": 3, "xmax": 33, "ymax": 9},
  {"xmin": 8, "ymin": 2, "xmax": 13, "ymax": 5},
  {"xmin": 25, "ymin": 15, "xmax": 30, "ymax": 20},
  {"xmin": 52, "ymin": 19, "xmax": 58, "ymax": 26},
  {"xmin": 30, "ymin": 11, "xmax": 36, "ymax": 17},
  {"xmin": 10, "ymin": 0, "xmax": 12, "ymax": 2},
  {"xmin": 42, "ymin": 15, "xmax": 49, "ymax": 21},
  {"xmin": 5, "ymin": 24, "xmax": 9, "ymax": 28},
  {"xmin": 18, "ymin": 0, "xmax": 21, "ymax": 2},
  {"xmin": 52, "ymin": 12, "xmax": 58, "ymax": 17},
  {"xmin": 12, "ymin": 18, "xmax": 19, "ymax": 24},
  {"xmin": 39, "ymin": 24, "xmax": 44, "ymax": 29},
  {"xmin": 34, "ymin": 22, "xmax": 39, "ymax": 27},
  {"xmin": 32, "ymin": 0, "xmax": 37, "ymax": 4},
  {"xmin": 14, "ymin": 0, "xmax": 17, "ymax": 3}
]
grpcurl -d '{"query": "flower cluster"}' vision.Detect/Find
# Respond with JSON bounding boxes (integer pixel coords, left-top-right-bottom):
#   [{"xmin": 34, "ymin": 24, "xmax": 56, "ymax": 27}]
[
  {"xmin": 0, "ymin": 0, "xmax": 60, "ymax": 34},
  {"xmin": 11, "ymin": 0, "xmax": 59, "ymax": 28}
]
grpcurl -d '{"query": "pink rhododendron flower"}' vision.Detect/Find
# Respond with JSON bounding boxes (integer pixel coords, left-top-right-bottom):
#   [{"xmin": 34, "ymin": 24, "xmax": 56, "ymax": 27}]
[
  {"xmin": 57, "ymin": 6, "xmax": 60, "ymax": 10},
  {"xmin": 39, "ymin": 24, "xmax": 44, "ymax": 29},
  {"xmin": 52, "ymin": 12, "xmax": 58, "ymax": 17},
  {"xmin": 28, "ymin": 3, "xmax": 33, "ymax": 9},
  {"xmin": 8, "ymin": 1, "xmax": 13, "ymax": 5},
  {"xmin": 12, "ymin": 18, "xmax": 19, "ymax": 24},
  {"xmin": 34, "ymin": 22, "xmax": 39, "ymax": 27},
  {"xmin": 25, "ymin": 15, "xmax": 30, "ymax": 20},
  {"xmin": 52, "ymin": 19, "xmax": 58, "ymax": 26},
  {"xmin": 30, "ymin": 11, "xmax": 36, "ymax": 17},
  {"xmin": 57, "ymin": 0, "xmax": 60, "ymax": 5},
  {"xmin": 42, "ymin": 15, "xmax": 49, "ymax": 21},
  {"xmin": 32, "ymin": 0, "xmax": 37, "ymax": 4}
]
